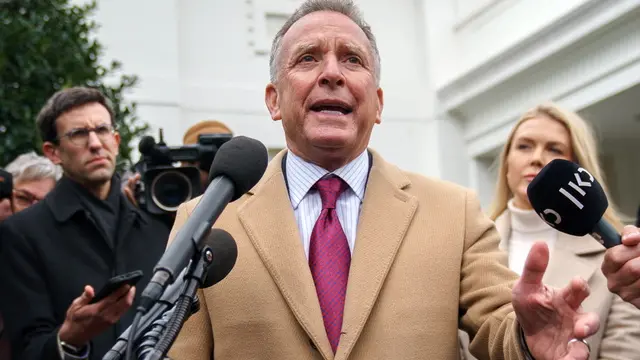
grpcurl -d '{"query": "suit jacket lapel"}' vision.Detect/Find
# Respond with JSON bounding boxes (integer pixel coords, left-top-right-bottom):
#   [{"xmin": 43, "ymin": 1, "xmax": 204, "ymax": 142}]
[
  {"xmin": 237, "ymin": 150, "xmax": 334, "ymax": 360},
  {"xmin": 336, "ymin": 150, "xmax": 418, "ymax": 360}
]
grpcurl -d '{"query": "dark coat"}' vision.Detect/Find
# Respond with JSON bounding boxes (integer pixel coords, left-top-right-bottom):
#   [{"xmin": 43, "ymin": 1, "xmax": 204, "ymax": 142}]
[
  {"xmin": 0, "ymin": 312, "xmax": 10, "ymax": 360},
  {"xmin": 0, "ymin": 177, "xmax": 170, "ymax": 360}
]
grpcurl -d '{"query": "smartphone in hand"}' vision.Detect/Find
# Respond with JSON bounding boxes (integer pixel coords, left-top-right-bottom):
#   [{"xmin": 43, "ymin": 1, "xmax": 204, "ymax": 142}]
[{"xmin": 90, "ymin": 270, "xmax": 143, "ymax": 304}]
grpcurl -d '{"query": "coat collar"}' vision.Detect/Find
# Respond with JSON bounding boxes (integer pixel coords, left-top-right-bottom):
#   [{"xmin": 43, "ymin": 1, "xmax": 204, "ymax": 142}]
[
  {"xmin": 495, "ymin": 210, "xmax": 605, "ymax": 256},
  {"xmin": 495, "ymin": 209, "xmax": 604, "ymax": 286},
  {"xmin": 237, "ymin": 149, "xmax": 417, "ymax": 360},
  {"xmin": 46, "ymin": 175, "xmax": 147, "ymax": 225}
]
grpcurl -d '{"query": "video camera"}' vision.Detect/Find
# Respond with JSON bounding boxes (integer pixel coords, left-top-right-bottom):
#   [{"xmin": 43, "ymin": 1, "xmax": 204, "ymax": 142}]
[
  {"xmin": 0, "ymin": 169, "xmax": 12, "ymax": 201},
  {"xmin": 134, "ymin": 129, "xmax": 232, "ymax": 215}
]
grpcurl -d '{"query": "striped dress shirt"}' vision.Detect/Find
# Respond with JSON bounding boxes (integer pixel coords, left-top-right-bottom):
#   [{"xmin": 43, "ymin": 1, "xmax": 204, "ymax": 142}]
[{"xmin": 285, "ymin": 150, "xmax": 370, "ymax": 259}]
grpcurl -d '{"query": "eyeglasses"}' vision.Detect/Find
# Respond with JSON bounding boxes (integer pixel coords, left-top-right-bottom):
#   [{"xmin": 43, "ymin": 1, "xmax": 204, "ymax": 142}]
[
  {"xmin": 12, "ymin": 188, "xmax": 43, "ymax": 208},
  {"xmin": 58, "ymin": 124, "xmax": 115, "ymax": 147}
]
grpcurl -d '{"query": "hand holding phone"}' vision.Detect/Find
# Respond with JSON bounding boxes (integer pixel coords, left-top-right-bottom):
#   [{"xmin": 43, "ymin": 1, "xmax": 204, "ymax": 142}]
[
  {"xmin": 90, "ymin": 270, "xmax": 143, "ymax": 304},
  {"xmin": 59, "ymin": 271, "xmax": 142, "ymax": 348}
]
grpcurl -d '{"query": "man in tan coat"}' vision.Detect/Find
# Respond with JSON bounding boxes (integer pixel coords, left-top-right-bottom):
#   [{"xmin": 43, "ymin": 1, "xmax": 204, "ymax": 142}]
[{"xmin": 166, "ymin": 1, "xmax": 599, "ymax": 359}]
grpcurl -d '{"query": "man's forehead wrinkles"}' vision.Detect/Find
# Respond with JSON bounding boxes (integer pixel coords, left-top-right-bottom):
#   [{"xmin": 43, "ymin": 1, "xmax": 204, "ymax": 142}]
[{"xmin": 288, "ymin": 37, "xmax": 368, "ymax": 56}]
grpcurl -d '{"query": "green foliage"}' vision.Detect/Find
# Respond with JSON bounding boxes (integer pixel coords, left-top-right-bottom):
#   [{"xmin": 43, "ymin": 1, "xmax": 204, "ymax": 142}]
[{"xmin": 0, "ymin": 0, "xmax": 148, "ymax": 171}]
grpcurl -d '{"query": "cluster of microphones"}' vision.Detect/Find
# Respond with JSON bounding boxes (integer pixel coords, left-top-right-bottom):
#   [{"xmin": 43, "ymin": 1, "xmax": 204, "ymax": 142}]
[
  {"xmin": 104, "ymin": 136, "xmax": 269, "ymax": 360},
  {"xmin": 105, "ymin": 134, "xmax": 623, "ymax": 359}
]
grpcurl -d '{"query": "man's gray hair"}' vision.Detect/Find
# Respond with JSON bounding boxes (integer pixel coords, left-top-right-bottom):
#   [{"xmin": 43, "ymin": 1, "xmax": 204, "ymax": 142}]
[
  {"xmin": 5, "ymin": 152, "xmax": 62, "ymax": 184},
  {"xmin": 269, "ymin": 0, "xmax": 381, "ymax": 84}
]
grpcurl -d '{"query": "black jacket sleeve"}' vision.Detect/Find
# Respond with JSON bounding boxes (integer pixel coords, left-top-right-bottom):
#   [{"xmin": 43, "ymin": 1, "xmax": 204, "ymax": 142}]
[{"xmin": 0, "ymin": 219, "xmax": 62, "ymax": 360}]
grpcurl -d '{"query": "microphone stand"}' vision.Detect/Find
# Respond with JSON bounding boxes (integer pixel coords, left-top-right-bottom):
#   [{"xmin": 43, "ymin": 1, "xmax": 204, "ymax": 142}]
[
  {"xmin": 133, "ymin": 298, "xmax": 200, "ymax": 359},
  {"xmin": 105, "ymin": 226, "xmax": 238, "ymax": 360},
  {"xmin": 142, "ymin": 242, "xmax": 214, "ymax": 360},
  {"xmin": 134, "ymin": 305, "xmax": 178, "ymax": 360},
  {"xmin": 102, "ymin": 286, "xmax": 180, "ymax": 359},
  {"xmin": 102, "ymin": 262, "xmax": 203, "ymax": 360}
]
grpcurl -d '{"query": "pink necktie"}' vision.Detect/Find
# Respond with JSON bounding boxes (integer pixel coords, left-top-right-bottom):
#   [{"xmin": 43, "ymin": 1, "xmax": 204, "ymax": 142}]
[{"xmin": 309, "ymin": 176, "xmax": 351, "ymax": 353}]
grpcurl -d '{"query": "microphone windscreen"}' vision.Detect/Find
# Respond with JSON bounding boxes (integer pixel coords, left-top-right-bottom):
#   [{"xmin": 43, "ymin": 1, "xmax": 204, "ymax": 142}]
[
  {"xmin": 527, "ymin": 159, "xmax": 608, "ymax": 236},
  {"xmin": 200, "ymin": 229, "xmax": 238, "ymax": 288},
  {"xmin": 138, "ymin": 136, "xmax": 156, "ymax": 155},
  {"xmin": 208, "ymin": 136, "xmax": 268, "ymax": 201}
]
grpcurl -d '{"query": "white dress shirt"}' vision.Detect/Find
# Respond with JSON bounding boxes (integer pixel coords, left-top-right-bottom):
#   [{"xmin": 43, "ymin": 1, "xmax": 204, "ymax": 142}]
[{"xmin": 285, "ymin": 150, "xmax": 369, "ymax": 259}]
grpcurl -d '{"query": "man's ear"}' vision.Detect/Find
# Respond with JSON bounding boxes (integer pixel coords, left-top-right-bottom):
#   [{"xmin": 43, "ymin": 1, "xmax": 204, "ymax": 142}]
[
  {"xmin": 265, "ymin": 83, "xmax": 282, "ymax": 121},
  {"xmin": 375, "ymin": 87, "xmax": 384, "ymax": 124},
  {"xmin": 114, "ymin": 131, "xmax": 121, "ymax": 151},
  {"xmin": 42, "ymin": 142, "xmax": 61, "ymax": 165}
]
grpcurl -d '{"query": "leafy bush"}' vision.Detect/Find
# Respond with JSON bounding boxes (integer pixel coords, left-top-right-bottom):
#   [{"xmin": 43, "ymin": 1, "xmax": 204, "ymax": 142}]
[{"xmin": 0, "ymin": 0, "xmax": 148, "ymax": 171}]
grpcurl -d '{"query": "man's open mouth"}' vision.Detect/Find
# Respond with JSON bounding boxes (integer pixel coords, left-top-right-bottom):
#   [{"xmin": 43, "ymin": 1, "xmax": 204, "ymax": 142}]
[{"xmin": 310, "ymin": 101, "xmax": 353, "ymax": 115}]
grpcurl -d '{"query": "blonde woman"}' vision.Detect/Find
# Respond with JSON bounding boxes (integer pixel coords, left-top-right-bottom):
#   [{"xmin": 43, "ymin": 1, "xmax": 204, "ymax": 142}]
[{"xmin": 475, "ymin": 103, "xmax": 640, "ymax": 359}]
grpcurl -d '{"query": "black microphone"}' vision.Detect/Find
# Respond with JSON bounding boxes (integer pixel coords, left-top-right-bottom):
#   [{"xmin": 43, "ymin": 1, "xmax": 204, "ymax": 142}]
[
  {"xmin": 137, "ymin": 136, "xmax": 156, "ymax": 156},
  {"xmin": 199, "ymin": 229, "xmax": 238, "ymax": 287},
  {"xmin": 103, "ymin": 229, "xmax": 238, "ymax": 360},
  {"xmin": 138, "ymin": 136, "xmax": 172, "ymax": 166},
  {"xmin": 138, "ymin": 136, "xmax": 267, "ymax": 313},
  {"xmin": 527, "ymin": 158, "xmax": 621, "ymax": 249}
]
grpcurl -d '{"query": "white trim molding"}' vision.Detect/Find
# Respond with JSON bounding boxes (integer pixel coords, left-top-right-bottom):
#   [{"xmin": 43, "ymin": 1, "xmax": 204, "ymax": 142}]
[
  {"xmin": 437, "ymin": 0, "xmax": 640, "ymax": 112},
  {"xmin": 462, "ymin": 13, "xmax": 640, "ymax": 156},
  {"xmin": 453, "ymin": 0, "xmax": 511, "ymax": 31},
  {"xmin": 246, "ymin": 0, "xmax": 299, "ymax": 55}
]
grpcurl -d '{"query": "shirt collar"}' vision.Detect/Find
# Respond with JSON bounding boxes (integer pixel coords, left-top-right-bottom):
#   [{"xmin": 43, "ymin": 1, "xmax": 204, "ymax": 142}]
[
  {"xmin": 47, "ymin": 174, "xmax": 146, "ymax": 224},
  {"xmin": 285, "ymin": 149, "xmax": 369, "ymax": 209}
]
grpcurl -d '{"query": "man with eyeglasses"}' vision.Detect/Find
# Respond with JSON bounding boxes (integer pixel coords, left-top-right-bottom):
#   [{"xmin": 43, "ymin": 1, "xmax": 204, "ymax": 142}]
[{"xmin": 0, "ymin": 86, "xmax": 170, "ymax": 360}]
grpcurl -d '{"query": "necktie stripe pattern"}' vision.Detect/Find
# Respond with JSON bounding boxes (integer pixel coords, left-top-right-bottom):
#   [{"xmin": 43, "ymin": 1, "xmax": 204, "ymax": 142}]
[{"xmin": 309, "ymin": 176, "xmax": 351, "ymax": 353}]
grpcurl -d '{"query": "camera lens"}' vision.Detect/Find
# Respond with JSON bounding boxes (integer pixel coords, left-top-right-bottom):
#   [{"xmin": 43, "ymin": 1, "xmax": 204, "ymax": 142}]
[{"xmin": 150, "ymin": 170, "xmax": 193, "ymax": 212}]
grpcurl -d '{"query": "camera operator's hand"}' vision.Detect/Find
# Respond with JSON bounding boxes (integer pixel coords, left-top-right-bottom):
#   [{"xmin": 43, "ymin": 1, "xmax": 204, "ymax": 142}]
[
  {"xmin": 58, "ymin": 285, "xmax": 135, "ymax": 348},
  {"xmin": 123, "ymin": 173, "xmax": 141, "ymax": 207}
]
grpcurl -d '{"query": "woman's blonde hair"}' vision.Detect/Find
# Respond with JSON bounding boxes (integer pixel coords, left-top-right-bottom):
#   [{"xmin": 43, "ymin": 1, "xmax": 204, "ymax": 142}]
[{"xmin": 487, "ymin": 102, "xmax": 624, "ymax": 230}]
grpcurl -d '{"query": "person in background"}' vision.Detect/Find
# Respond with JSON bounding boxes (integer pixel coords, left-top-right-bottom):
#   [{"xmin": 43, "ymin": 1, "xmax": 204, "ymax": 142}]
[
  {"xmin": 5, "ymin": 152, "xmax": 62, "ymax": 215},
  {"xmin": 0, "ymin": 152, "xmax": 60, "ymax": 223},
  {"xmin": 181, "ymin": 120, "xmax": 233, "ymax": 187},
  {"xmin": 460, "ymin": 102, "xmax": 640, "ymax": 360},
  {"xmin": 0, "ymin": 86, "xmax": 170, "ymax": 360}
]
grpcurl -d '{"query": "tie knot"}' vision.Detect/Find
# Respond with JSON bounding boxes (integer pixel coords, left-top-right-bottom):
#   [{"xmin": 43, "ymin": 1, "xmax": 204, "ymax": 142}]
[{"xmin": 314, "ymin": 176, "xmax": 348, "ymax": 209}]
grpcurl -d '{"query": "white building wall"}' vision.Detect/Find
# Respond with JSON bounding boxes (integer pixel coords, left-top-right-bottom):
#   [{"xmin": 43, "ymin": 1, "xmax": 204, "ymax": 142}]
[
  {"xmin": 425, "ymin": 0, "xmax": 640, "ymax": 218},
  {"xmin": 88, "ymin": 0, "xmax": 640, "ymax": 218},
  {"xmin": 602, "ymin": 140, "xmax": 640, "ymax": 223},
  {"xmin": 427, "ymin": 0, "xmax": 593, "ymax": 89},
  {"xmin": 90, "ymin": 0, "xmax": 437, "ymax": 175}
]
